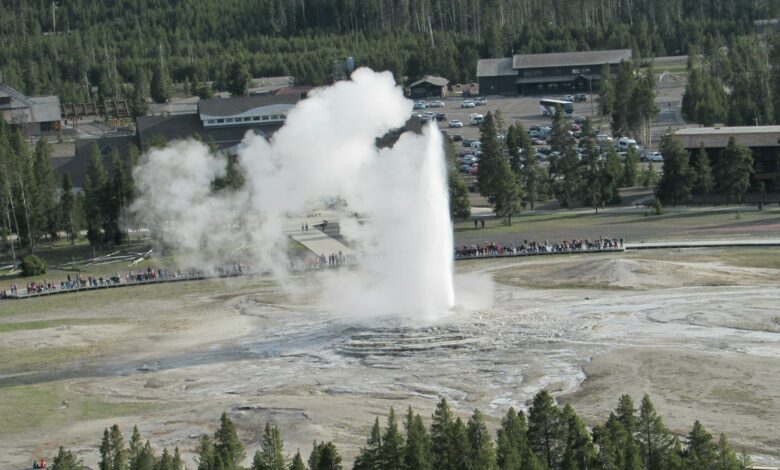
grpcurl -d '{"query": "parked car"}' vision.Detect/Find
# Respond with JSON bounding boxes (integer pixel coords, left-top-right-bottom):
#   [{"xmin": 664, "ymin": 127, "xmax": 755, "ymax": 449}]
[
  {"xmin": 429, "ymin": 100, "xmax": 445, "ymax": 108},
  {"xmin": 475, "ymin": 97, "xmax": 487, "ymax": 106},
  {"xmin": 451, "ymin": 134, "xmax": 463, "ymax": 142},
  {"xmin": 462, "ymin": 138, "xmax": 478, "ymax": 147},
  {"xmin": 570, "ymin": 123, "xmax": 581, "ymax": 132},
  {"xmin": 560, "ymin": 95, "xmax": 574, "ymax": 102},
  {"xmin": 597, "ymin": 133, "xmax": 613, "ymax": 143},
  {"xmin": 461, "ymin": 100, "xmax": 476, "ymax": 108},
  {"xmin": 574, "ymin": 93, "xmax": 588, "ymax": 102},
  {"xmin": 574, "ymin": 116, "xmax": 587, "ymax": 125},
  {"xmin": 434, "ymin": 112, "xmax": 447, "ymax": 121},
  {"xmin": 618, "ymin": 137, "xmax": 638, "ymax": 151},
  {"xmin": 413, "ymin": 101, "xmax": 427, "ymax": 110},
  {"xmin": 449, "ymin": 119, "xmax": 464, "ymax": 128},
  {"xmin": 469, "ymin": 164, "xmax": 479, "ymax": 176},
  {"xmin": 531, "ymin": 137, "xmax": 546, "ymax": 145},
  {"xmin": 529, "ymin": 125, "xmax": 541, "ymax": 132},
  {"xmin": 460, "ymin": 164, "xmax": 473, "ymax": 174},
  {"xmin": 468, "ymin": 113, "xmax": 484, "ymax": 125},
  {"xmin": 640, "ymin": 150, "xmax": 663, "ymax": 162}
]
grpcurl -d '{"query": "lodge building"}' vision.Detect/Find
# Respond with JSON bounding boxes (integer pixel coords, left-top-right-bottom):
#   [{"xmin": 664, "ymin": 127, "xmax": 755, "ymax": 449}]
[{"xmin": 477, "ymin": 49, "xmax": 632, "ymax": 96}]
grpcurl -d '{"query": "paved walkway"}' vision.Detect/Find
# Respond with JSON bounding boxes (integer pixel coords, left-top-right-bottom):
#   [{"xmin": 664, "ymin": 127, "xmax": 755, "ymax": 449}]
[{"xmin": 625, "ymin": 239, "xmax": 780, "ymax": 250}]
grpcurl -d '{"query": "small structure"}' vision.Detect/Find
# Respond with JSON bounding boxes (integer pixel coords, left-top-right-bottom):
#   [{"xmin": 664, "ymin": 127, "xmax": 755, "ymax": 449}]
[
  {"xmin": 676, "ymin": 125, "xmax": 780, "ymax": 192},
  {"xmin": 477, "ymin": 49, "xmax": 631, "ymax": 96},
  {"xmin": 0, "ymin": 83, "xmax": 62, "ymax": 135},
  {"xmin": 408, "ymin": 76, "xmax": 449, "ymax": 98}
]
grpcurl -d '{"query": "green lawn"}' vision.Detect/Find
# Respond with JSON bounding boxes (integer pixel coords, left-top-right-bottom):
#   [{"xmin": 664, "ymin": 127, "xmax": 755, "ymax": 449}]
[
  {"xmin": 455, "ymin": 207, "xmax": 780, "ymax": 245},
  {"xmin": 0, "ymin": 382, "xmax": 162, "ymax": 439}
]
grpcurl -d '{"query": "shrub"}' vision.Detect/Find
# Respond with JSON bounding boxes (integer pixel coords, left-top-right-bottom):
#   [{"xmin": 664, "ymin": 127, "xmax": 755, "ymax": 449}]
[{"xmin": 21, "ymin": 255, "xmax": 47, "ymax": 277}]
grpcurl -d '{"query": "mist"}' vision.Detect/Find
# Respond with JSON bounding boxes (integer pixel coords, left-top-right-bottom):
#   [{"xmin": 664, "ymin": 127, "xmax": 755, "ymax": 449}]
[{"xmin": 131, "ymin": 68, "xmax": 455, "ymax": 320}]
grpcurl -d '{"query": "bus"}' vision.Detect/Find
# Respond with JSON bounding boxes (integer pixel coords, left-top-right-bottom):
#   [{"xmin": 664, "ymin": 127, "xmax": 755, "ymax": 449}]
[{"xmin": 539, "ymin": 99, "xmax": 574, "ymax": 116}]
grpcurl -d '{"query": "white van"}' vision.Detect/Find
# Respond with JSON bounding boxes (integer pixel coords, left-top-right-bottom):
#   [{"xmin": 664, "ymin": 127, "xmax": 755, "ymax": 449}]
[
  {"xmin": 468, "ymin": 113, "xmax": 484, "ymax": 125},
  {"xmin": 618, "ymin": 137, "xmax": 638, "ymax": 151}
]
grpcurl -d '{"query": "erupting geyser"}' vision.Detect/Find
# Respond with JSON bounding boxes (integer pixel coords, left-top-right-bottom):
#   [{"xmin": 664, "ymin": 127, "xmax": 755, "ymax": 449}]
[{"xmin": 132, "ymin": 68, "xmax": 455, "ymax": 320}]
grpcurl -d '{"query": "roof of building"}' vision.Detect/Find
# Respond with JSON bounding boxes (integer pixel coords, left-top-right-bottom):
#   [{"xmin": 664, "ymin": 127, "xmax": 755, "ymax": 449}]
[
  {"xmin": 198, "ymin": 94, "xmax": 300, "ymax": 117},
  {"xmin": 512, "ymin": 49, "xmax": 632, "ymax": 70},
  {"xmin": 273, "ymin": 86, "xmax": 314, "ymax": 96},
  {"xmin": 58, "ymin": 135, "xmax": 137, "ymax": 188},
  {"xmin": 409, "ymin": 76, "xmax": 449, "ymax": 88},
  {"xmin": 675, "ymin": 126, "xmax": 780, "ymax": 148},
  {"xmin": 137, "ymin": 112, "xmax": 284, "ymax": 152},
  {"xmin": 0, "ymin": 83, "xmax": 61, "ymax": 123},
  {"xmin": 476, "ymin": 58, "xmax": 515, "ymax": 78},
  {"xmin": 516, "ymin": 74, "xmax": 597, "ymax": 84}
]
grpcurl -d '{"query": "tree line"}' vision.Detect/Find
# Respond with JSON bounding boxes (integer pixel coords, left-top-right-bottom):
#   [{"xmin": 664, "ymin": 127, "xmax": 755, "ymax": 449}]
[
  {"xmin": 46, "ymin": 391, "xmax": 750, "ymax": 470},
  {"xmin": 0, "ymin": 119, "xmax": 85, "ymax": 262},
  {"xmin": 0, "ymin": 0, "xmax": 775, "ymax": 110},
  {"xmin": 474, "ymin": 106, "xmax": 657, "ymax": 218},
  {"xmin": 681, "ymin": 34, "xmax": 779, "ymax": 127},
  {"xmin": 656, "ymin": 134, "xmax": 757, "ymax": 206}
]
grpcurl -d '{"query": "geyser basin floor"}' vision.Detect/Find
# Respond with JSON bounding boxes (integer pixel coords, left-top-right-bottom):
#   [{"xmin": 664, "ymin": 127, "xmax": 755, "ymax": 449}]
[{"xmin": 1, "ymin": 250, "xmax": 780, "ymax": 468}]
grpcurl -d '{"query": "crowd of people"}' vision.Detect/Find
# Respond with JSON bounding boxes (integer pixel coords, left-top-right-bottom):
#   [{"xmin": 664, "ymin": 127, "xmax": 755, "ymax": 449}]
[
  {"xmin": 1, "ymin": 264, "xmax": 250, "ymax": 299},
  {"xmin": 299, "ymin": 250, "xmax": 358, "ymax": 271},
  {"xmin": 455, "ymin": 237, "xmax": 624, "ymax": 259}
]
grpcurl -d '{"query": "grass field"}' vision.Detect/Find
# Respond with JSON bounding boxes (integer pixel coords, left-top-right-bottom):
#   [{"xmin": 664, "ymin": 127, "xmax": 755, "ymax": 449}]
[
  {"xmin": 0, "ymin": 382, "xmax": 162, "ymax": 439},
  {"xmin": 455, "ymin": 206, "xmax": 780, "ymax": 246}
]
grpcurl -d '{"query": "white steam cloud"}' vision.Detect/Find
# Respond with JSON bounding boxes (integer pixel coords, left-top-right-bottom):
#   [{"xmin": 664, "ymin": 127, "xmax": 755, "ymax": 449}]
[{"xmin": 131, "ymin": 68, "xmax": 455, "ymax": 319}]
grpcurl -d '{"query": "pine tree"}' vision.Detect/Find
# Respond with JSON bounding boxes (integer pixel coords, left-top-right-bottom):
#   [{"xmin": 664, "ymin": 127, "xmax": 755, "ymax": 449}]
[
  {"xmin": 466, "ymin": 409, "xmax": 497, "ymax": 470},
  {"xmin": 227, "ymin": 60, "xmax": 251, "ymax": 97},
  {"xmin": 214, "ymin": 412, "xmax": 245, "ymax": 470},
  {"xmin": 615, "ymin": 395, "xmax": 637, "ymax": 435},
  {"xmin": 32, "ymin": 138, "xmax": 58, "ymax": 239},
  {"xmin": 445, "ymin": 138, "xmax": 471, "ymax": 219},
  {"xmin": 136, "ymin": 441, "xmax": 156, "ymax": 470},
  {"xmin": 84, "ymin": 143, "xmax": 107, "ymax": 246},
  {"xmin": 196, "ymin": 435, "xmax": 215, "ymax": 470},
  {"xmin": 580, "ymin": 117, "xmax": 603, "ymax": 212},
  {"xmin": 404, "ymin": 406, "xmax": 433, "ymax": 470},
  {"xmin": 623, "ymin": 146, "xmax": 639, "ymax": 187},
  {"xmin": 254, "ymin": 423, "xmax": 286, "ymax": 470},
  {"xmin": 150, "ymin": 61, "xmax": 170, "ymax": 103},
  {"xmin": 52, "ymin": 447, "xmax": 86, "ymax": 470},
  {"xmin": 100, "ymin": 429, "xmax": 113, "ymax": 470},
  {"xmin": 309, "ymin": 441, "xmax": 341, "ymax": 470},
  {"xmin": 496, "ymin": 408, "xmax": 527, "ymax": 470},
  {"xmin": 172, "ymin": 448, "xmax": 183, "ymax": 470},
  {"xmin": 636, "ymin": 395, "xmax": 673, "ymax": 470},
  {"xmin": 684, "ymin": 421, "xmax": 718, "ymax": 470},
  {"xmin": 158, "ymin": 449, "xmax": 174, "ymax": 470},
  {"xmin": 690, "ymin": 144, "xmax": 714, "ymax": 203},
  {"xmin": 354, "ymin": 417, "xmax": 382, "ymax": 470},
  {"xmin": 59, "ymin": 173, "xmax": 76, "ymax": 243},
  {"xmin": 431, "ymin": 398, "xmax": 456, "ymax": 470},
  {"xmin": 657, "ymin": 132, "xmax": 694, "ymax": 205},
  {"xmin": 109, "ymin": 425, "xmax": 128, "ymax": 470},
  {"xmin": 716, "ymin": 434, "xmax": 742, "ymax": 470},
  {"xmin": 561, "ymin": 404, "xmax": 596, "ymax": 470},
  {"xmin": 128, "ymin": 426, "xmax": 143, "ymax": 470},
  {"xmin": 381, "ymin": 408, "xmax": 404, "ymax": 470},
  {"xmin": 527, "ymin": 390, "xmax": 564, "ymax": 469},
  {"xmin": 288, "ymin": 451, "xmax": 306, "ymax": 470},
  {"xmin": 713, "ymin": 137, "xmax": 754, "ymax": 204}
]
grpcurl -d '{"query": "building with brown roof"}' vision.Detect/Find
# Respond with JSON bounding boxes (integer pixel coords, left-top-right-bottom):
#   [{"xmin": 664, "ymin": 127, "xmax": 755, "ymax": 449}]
[
  {"xmin": 0, "ymin": 83, "xmax": 62, "ymax": 135},
  {"xmin": 477, "ymin": 49, "xmax": 632, "ymax": 96},
  {"xmin": 676, "ymin": 126, "xmax": 780, "ymax": 191}
]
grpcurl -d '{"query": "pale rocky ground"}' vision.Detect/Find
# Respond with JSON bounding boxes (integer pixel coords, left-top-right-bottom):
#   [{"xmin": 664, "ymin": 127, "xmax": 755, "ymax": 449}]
[{"xmin": 1, "ymin": 249, "xmax": 779, "ymax": 468}]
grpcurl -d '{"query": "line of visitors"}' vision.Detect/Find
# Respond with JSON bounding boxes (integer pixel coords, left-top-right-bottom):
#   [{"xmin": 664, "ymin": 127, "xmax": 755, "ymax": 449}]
[
  {"xmin": 2, "ymin": 264, "xmax": 250, "ymax": 299},
  {"xmin": 455, "ymin": 237, "xmax": 624, "ymax": 259}
]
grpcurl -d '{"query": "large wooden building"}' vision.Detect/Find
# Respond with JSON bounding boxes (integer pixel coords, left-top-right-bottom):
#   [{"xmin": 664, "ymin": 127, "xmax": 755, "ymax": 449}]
[
  {"xmin": 477, "ymin": 49, "xmax": 632, "ymax": 96},
  {"xmin": 0, "ymin": 83, "xmax": 62, "ymax": 135},
  {"xmin": 676, "ymin": 126, "xmax": 780, "ymax": 193}
]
